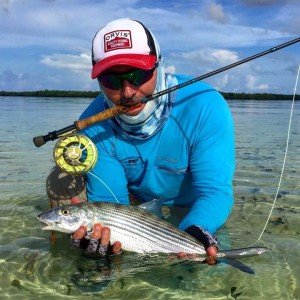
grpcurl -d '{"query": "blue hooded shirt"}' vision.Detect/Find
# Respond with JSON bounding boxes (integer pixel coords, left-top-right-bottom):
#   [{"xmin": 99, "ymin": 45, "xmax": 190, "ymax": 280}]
[{"xmin": 79, "ymin": 74, "xmax": 235, "ymax": 234}]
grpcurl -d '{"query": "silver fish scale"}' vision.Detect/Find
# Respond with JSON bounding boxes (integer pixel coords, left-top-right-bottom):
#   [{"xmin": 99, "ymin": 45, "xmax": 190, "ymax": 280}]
[
  {"xmin": 82, "ymin": 203, "xmax": 206, "ymax": 254},
  {"xmin": 38, "ymin": 203, "xmax": 271, "ymax": 259}
]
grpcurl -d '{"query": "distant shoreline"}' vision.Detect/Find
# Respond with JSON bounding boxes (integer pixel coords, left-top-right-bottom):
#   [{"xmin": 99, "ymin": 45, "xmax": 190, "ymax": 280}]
[{"xmin": 0, "ymin": 90, "xmax": 299, "ymax": 100}]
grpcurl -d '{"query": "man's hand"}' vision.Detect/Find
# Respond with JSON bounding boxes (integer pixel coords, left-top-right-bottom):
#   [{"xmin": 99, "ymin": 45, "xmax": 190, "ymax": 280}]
[
  {"xmin": 184, "ymin": 225, "xmax": 219, "ymax": 264},
  {"xmin": 70, "ymin": 197, "xmax": 122, "ymax": 256}
]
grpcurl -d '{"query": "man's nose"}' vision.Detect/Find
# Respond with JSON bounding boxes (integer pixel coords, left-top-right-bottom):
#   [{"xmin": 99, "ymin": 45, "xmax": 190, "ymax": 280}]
[{"xmin": 121, "ymin": 80, "xmax": 137, "ymax": 99}]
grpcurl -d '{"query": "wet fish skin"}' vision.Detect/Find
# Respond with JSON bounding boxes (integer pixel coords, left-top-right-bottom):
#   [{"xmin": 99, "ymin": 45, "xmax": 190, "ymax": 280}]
[
  {"xmin": 38, "ymin": 202, "xmax": 207, "ymax": 254},
  {"xmin": 37, "ymin": 202, "xmax": 270, "ymax": 258}
]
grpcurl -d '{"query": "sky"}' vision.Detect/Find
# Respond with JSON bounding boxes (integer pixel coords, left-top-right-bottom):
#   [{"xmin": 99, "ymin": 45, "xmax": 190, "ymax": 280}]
[{"xmin": 0, "ymin": 0, "xmax": 299, "ymax": 94}]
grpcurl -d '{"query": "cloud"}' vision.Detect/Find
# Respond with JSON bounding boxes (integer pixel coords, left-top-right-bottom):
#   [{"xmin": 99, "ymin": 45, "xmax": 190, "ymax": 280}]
[
  {"xmin": 210, "ymin": 49, "xmax": 239, "ymax": 64},
  {"xmin": 211, "ymin": 73, "xmax": 230, "ymax": 91},
  {"xmin": 40, "ymin": 52, "xmax": 91, "ymax": 72},
  {"xmin": 207, "ymin": 2, "xmax": 229, "ymax": 24},
  {"xmin": 245, "ymin": 74, "xmax": 269, "ymax": 91},
  {"xmin": 0, "ymin": 69, "xmax": 34, "ymax": 91},
  {"xmin": 172, "ymin": 48, "xmax": 239, "ymax": 67},
  {"xmin": 0, "ymin": 0, "xmax": 298, "ymax": 93}
]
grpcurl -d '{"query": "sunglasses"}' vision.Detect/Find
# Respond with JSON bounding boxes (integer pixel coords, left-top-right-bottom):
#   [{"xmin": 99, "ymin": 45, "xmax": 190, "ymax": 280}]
[{"xmin": 98, "ymin": 63, "xmax": 158, "ymax": 90}]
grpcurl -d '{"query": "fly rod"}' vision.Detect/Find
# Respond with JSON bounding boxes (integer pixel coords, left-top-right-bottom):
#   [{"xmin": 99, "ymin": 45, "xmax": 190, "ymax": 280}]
[{"xmin": 33, "ymin": 37, "xmax": 300, "ymax": 147}]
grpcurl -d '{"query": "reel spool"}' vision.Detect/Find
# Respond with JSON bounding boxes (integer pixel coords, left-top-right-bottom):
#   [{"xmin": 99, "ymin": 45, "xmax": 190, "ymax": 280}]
[{"xmin": 53, "ymin": 133, "xmax": 98, "ymax": 175}]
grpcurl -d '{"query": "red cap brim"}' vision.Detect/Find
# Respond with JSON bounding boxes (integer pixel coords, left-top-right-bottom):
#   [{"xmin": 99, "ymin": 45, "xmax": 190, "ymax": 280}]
[{"xmin": 91, "ymin": 54, "xmax": 157, "ymax": 79}]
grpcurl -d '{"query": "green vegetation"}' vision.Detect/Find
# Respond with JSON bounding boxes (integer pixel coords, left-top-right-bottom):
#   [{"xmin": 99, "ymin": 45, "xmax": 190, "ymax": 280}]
[
  {"xmin": 0, "ymin": 89, "xmax": 299, "ymax": 100},
  {"xmin": 0, "ymin": 90, "xmax": 100, "ymax": 98},
  {"xmin": 221, "ymin": 92, "xmax": 299, "ymax": 100}
]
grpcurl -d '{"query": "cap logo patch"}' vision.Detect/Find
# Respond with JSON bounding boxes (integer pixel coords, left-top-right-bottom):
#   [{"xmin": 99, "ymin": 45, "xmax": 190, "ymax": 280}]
[{"xmin": 104, "ymin": 30, "xmax": 132, "ymax": 52}]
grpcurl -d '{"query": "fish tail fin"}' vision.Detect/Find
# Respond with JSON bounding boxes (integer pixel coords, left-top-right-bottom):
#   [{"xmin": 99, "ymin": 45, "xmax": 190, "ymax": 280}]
[
  {"xmin": 218, "ymin": 247, "xmax": 270, "ymax": 259},
  {"xmin": 216, "ymin": 258, "xmax": 256, "ymax": 274}
]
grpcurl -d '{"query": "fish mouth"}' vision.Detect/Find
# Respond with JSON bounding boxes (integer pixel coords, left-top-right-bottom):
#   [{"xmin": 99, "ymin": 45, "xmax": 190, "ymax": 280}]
[
  {"xmin": 37, "ymin": 216, "xmax": 56, "ymax": 230},
  {"xmin": 37, "ymin": 216, "xmax": 75, "ymax": 234},
  {"xmin": 37, "ymin": 216, "xmax": 59, "ymax": 230}
]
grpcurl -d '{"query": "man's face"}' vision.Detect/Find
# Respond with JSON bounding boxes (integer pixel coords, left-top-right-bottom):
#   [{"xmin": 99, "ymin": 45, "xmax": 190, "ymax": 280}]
[{"xmin": 98, "ymin": 65, "xmax": 157, "ymax": 116}]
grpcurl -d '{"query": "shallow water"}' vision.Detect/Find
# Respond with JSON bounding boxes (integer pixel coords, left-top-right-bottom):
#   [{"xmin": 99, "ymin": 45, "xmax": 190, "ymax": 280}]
[{"xmin": 0, "ymin": 97, "xmax": 299, "ymax": 299}]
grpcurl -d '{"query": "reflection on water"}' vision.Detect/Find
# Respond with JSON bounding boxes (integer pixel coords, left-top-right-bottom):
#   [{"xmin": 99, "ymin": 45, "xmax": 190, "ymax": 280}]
[{"xmin": 0, "ymin": 97, "xmax": 299, "ymax": 299}]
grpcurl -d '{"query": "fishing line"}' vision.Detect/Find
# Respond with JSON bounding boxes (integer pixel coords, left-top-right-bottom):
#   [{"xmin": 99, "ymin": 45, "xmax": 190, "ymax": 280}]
[
  {"xmin": 249, "ymin": 64, "xmax": 300, "ymax": 246},
  {"xmin": 86, "ymin": 171, "xmax": 120, "ymax": 204}
]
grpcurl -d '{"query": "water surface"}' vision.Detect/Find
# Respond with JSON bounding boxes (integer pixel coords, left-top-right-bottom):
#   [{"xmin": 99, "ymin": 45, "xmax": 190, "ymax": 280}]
[{"xmin": 0, "ymin": 97, "xmax": 299, "ymax": 299}]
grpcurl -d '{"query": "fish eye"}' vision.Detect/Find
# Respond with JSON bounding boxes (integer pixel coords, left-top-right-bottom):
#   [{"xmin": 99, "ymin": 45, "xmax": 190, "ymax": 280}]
[{"xmin": 60, "ymin": 209, "xmax": 70, "ymax": 216}]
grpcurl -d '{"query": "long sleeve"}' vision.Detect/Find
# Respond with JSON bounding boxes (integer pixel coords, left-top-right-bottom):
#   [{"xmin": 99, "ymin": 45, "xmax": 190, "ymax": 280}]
[{"xmin": 178, "ymin": 89, "xmax": 235, "ymax": 234}]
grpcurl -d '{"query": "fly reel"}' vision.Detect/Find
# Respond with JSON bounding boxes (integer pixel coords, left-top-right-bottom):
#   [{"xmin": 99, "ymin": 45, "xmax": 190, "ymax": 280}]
[{"xmin": 53, "ymin": 133, "xmax": 97, "ymax": 175}]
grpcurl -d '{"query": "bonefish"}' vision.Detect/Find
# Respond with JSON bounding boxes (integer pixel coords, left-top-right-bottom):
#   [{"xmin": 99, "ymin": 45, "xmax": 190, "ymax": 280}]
[{"xmin": 37, "ymin": 202, "xmax": 269, "ymax": 259}]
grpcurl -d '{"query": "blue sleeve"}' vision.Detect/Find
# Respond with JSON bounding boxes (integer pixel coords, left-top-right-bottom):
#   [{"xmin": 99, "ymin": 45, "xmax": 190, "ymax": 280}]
[{"xmin": 178, "ymin": 90, "xmax": 235, "ymax": 234}]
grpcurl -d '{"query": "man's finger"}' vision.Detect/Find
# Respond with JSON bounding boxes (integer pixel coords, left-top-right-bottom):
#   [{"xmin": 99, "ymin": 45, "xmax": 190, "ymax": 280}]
[
  {"xmin": 207, "ymin": 246, "xmax": 218, "ymax": 257},
  {"xmin": 205, "ymin": 257, "xmax": 217, "ymax": 265},
  {"xmin": 71, "ymin": 197, "xmax": 82, "ymax": 204},
  {"xmin": 86, "ymin": 224, "xmax": 103, "ymax": 254},
  {"xmin": 176, "ymin": 252, "xmax": 197, "ymax": 260},
  {"xmin": 177, "ymin": 252, "xmax": 187, "ymax": 258},
  {"xmin": 112, "ymin": 241, "xmax": 122, "ymax": 254},
  {"xmin": 100, "ymin": 227, "xmax": 111, "ymax": 246},
  {"xmin": 85, "ymin": 225, "xmax": 110, "ymax": 256},
  {"xmin": 72, "ymin": 225, "xmax": 87, "ymax": 240},
  {"xmin": 91, "ymin": 223, "xmax": 103, "ymax": 239},
  {"xmin": 205, "ymin": 246, "xmax": 218, "ymax": 265},
  {"xmin": 92, "ymin": 227, "xmax": 111, "ymax": 256}
]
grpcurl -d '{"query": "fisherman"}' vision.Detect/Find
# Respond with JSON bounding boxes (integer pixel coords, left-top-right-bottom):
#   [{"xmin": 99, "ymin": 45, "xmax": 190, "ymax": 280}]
[{"xmin": 47, "ymin": 18, "xmax": 235, "ymax": 259}]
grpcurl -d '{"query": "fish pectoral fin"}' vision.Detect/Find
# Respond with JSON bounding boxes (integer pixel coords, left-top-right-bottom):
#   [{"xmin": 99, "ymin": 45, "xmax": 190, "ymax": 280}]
[{"xmin": 216, "ymin": 258, "xmax": 255, "ymax": 274}]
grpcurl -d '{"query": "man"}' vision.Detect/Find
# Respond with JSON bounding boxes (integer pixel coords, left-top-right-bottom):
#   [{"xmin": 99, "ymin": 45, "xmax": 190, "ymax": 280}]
[{"xmin": 47, "ymin": 18, "xmax": 235, "ymax": 258}]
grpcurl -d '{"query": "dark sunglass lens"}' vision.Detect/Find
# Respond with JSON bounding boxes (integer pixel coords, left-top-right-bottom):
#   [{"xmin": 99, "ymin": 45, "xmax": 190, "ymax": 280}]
[
  {"xmin": 98, "ymin": 67, "xmax": 155, "ymax": 90},
  {"xmin": 98, "ymin": 74, "xmax": 122, "ymax": 90},
  {"xmin": 130, "ymin": 69, "xmax": 154, "ymax": 86}
]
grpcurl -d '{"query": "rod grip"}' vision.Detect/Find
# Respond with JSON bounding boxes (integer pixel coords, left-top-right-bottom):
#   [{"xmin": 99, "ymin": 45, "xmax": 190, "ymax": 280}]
[{"xmin": 74, "ymin": 104, "xmax": 140, "ymax": 130}]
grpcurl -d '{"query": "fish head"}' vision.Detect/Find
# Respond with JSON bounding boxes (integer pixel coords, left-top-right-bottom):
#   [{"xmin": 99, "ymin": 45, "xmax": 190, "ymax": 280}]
[{"xmin": 37, "ymin": 204, "xmax": 88, "ymax": 234}]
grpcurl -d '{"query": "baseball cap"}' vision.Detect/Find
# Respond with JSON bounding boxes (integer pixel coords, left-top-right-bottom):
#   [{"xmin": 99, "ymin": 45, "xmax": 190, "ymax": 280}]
[{"xmin": 91, "ymin": 19, "xmax": 159, "ymax": 79}]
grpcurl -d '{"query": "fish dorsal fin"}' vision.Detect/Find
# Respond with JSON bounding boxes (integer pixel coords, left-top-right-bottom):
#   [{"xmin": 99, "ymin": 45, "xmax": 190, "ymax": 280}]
[{"xmin": 138, "ymin": 198, "xmax": 164, "ymax": 219}]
